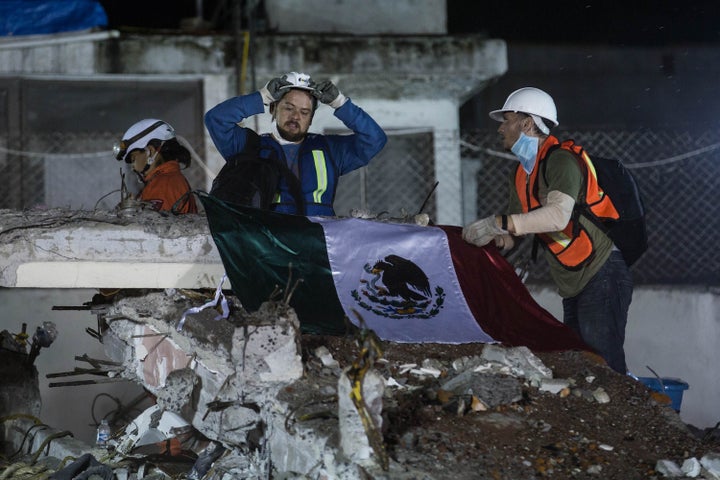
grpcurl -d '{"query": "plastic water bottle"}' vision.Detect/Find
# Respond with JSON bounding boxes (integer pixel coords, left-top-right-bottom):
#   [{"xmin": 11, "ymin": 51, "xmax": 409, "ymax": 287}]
[{"xmin": 96, "ymin": 419, "xmax": 111, "ymax": 448}]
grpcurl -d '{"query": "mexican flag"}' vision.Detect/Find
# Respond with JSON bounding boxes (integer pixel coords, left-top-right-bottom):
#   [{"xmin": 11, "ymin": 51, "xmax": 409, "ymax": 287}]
[{"xmin": 200, "ymin": 193, "xmax": 588, "ymax": 351}]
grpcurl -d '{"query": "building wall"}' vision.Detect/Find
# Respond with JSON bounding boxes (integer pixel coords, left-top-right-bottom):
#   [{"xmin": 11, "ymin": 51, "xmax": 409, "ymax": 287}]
[
  {"xmin": 265, "ymin": 0, "xmax": 447, "ymax": 35},
  {"xmin": 463, "ymin": 43, "xmax": 720, "ymax": 130},
  {"xmin": 0, "ymin": 32, "xmax": 506, "ymax": 223}
]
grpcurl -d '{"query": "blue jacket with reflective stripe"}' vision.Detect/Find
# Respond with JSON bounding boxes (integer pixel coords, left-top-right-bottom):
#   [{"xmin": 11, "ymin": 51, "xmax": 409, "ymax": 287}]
[{"xmin": 204, "ymin": 91, "xmax": 387, "ymax": 216}]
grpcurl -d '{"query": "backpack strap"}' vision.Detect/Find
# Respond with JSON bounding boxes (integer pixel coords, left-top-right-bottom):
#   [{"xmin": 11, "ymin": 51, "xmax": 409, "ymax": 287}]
[
  {"xmin": 211, "ymin": 130, "xmax": 305, "ymax": 213},
  {"xmin": 546, "ymin": 141, "xmax": 616, "ymax": 242},
  {"xmin": 531, "ymin": 141, "xmax": 586, "ymax": 263},
  {"xmin": 540, "ymin": 141, "xmax": 591, "ymax": 236},
  {"xmin": 258, "ymin": 143, "xmax": 306, "ymax": 215}
]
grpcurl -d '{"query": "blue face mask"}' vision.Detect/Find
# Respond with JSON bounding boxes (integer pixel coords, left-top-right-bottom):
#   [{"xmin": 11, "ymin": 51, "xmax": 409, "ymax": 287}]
[{"xmin": 511, "ymin": 132, "xmax": 540, "ymax": 174}]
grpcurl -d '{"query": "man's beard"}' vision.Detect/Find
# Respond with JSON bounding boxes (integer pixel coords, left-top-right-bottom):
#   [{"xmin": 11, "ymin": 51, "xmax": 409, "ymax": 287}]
[{"xmin": 277, "ymin": 122, "xmax": 305, "ymax": 143}]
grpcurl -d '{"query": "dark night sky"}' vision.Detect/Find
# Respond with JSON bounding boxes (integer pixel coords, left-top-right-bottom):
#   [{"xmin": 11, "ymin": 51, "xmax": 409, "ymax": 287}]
[
  {"xmin": 447, "ymin": 1, "xmax": 720, "ymax": 45},
  {"xmin": 97, "ymin": 1, "xmax": 720, "ymax": 46}
]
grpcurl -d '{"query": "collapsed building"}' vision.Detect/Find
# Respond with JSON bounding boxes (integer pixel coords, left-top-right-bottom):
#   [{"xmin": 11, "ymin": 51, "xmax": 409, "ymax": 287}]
[
  {"xmin": 2, "ymin": 207, "xmax": 720, "ymax": 479},
  {"xmin": 0, "ymin": 205, "xmax": 555, "ymax": 476},
  {"xmin": 1, "ymin": 3, "xmax": 720, "ymax": 478}
]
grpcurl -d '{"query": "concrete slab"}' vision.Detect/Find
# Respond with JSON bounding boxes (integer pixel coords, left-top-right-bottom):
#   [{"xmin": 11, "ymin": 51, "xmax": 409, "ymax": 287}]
[{"xmin": 0, "ymin": 209, "xmax": 224, "ymax": 289}]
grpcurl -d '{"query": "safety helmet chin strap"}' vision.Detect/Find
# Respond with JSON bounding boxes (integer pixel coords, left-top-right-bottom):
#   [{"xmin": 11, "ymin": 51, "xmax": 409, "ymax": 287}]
[
  {"xmin": 133, "ymin": 168, "xmax": 147, "ymax": 185},
  {"xmin": 137, "ymin": 142, "xmax": 164, "ymax": 181}
]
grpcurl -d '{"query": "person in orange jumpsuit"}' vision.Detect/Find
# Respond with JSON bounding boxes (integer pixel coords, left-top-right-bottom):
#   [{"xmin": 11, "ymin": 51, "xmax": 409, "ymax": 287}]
[{"xmin": 114, "ymin": 119, "xmax": 197, "ymax": 214}]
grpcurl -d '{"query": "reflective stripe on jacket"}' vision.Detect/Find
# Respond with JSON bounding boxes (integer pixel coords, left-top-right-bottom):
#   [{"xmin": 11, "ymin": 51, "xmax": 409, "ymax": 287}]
[
  {"xmin": 514, "ymin": 136, "xmax": 618, "ymax": 270},
  {"xmin": 260, "ymin": 134, "xmax": 338, "ymax": 216}
]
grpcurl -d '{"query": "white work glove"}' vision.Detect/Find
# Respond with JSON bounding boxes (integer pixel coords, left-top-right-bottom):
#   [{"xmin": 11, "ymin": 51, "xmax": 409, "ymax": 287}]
[
  {"xmin": 313, "ymin": 80, "xmax": 347, "ymax": 109},
  {"xmin": 259, "ymin": 77, "xmax": 291, "ymax": 105},
  {"xmin": 462, "ymin": 215, "xmax": 507, "ymax": 247}
]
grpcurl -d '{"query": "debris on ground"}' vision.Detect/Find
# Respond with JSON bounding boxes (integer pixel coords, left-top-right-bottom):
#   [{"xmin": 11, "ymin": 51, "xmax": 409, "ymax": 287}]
[{"xmin": 2, "ymin": 289, "xmax": 720, "ymax": 479}]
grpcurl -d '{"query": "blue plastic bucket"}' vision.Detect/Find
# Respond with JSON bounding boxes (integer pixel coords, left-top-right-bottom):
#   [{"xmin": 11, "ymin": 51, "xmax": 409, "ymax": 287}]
[{"xmin": 637, "ymin": 377, "xmax": 689, "ymax": 412}]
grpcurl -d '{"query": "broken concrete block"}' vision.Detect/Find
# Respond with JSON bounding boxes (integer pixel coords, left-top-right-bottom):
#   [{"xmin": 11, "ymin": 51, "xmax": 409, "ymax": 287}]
[
  {"xmin": 592, "ymin": 387, "xmax": 611, "ymax": 404},
  {"xmin": 155, "ymin": 367, "xmax": 198, "ymax": 415},
  {"xmin": 200, "ymin": 448, "xmax": 268, "ymax": 479},
  {"xmin": 452, "ymin": 355, "xmax": 486, "ymax": 373},
  {"xmin": 681, "ymin": 457, "xmax": 702, "ymax": 477},
  {"xmin": 231, "ymin": 303, "xmax": 303, "ymax": 384},
  {"xmin": 440, "ymin": 371, "xmax": 522, "ymax": 408},
  {"xmin": 480, "ymin": 344, "xmax": 552, "ymax": 384},
  {"xmin": 701, "ymin": 452, "xmax": 720, "ymax": 478},
  {"xmin": 338, "ymin": 367, "xmax": 385, "ymax": 464},
  {"xmin": 0, "ymin": 209, "xmax": 224, "ymax": 289},
  {"xmin": 315, "ymin": 345, "xmax": 340, "ymax": 368},
  {"xmin": 204, "ymin": 407, "xmax": 263, "ymax": 449},
  {"xmin": 117, "ymin": 404, "xmax": 190, "ymax": 455},
  {"xmin": 655, "ymin": 459, "xmax": 683, "ymax": 477},
  {"xmin": 540, "ymin": 378, "xmax": 572, "ymax": 395}
]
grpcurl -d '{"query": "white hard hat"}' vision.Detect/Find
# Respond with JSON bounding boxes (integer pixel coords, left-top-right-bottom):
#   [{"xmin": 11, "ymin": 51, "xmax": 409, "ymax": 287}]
[
  {"xmin": 489, "ymin": 87, "xmax": 559, "ymax": 133},
  {"xmin": 114, "ymin": 119, "xmax": 176, "ymax": 162},
  {"xmin": 279, "ymin": 71, "xmax": 316, "ymax": 92}
]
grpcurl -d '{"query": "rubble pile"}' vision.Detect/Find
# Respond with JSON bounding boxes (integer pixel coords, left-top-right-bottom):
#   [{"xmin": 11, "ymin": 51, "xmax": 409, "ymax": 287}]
[{"xmin": 2, "ymin": 289, "xmax": 720, "ymax": 479}]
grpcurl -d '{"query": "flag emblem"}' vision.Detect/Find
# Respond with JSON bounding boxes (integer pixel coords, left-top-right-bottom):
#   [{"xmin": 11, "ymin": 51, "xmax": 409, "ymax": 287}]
[{"xmin": 351, "ymin": 254, "xmax": 446, "ymax": 319}]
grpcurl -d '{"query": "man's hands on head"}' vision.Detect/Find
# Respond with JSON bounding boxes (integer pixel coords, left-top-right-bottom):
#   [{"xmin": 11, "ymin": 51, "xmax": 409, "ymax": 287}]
[
  {"xmin": 313, "ymin": 80, "xmax": 347, "ymax": 109},
  {"xmin": 261, "ymin": 76, "xmax": 349, "ymax": 109},
  {"xmin": 260, "ymin": 77, "xmax": 292, "ymax": 105}
]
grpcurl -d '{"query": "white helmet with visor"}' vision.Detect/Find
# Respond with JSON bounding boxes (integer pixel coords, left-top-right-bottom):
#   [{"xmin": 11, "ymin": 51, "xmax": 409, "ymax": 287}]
[{"xmin": 114, "ymin": 119, "xmax": 176, "ymax": 163}]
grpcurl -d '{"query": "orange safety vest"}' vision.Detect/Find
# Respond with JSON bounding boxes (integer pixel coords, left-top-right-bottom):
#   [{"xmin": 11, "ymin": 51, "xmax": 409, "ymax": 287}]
[{"xmin": 514, "ymin": 136, "xmax": 619, "ymax": 270}]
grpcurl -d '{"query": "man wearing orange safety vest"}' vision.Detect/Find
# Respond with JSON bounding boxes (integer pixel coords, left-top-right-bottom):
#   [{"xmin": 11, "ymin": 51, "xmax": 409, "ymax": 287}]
[{"xmin": 462, "ymin": 87, "xmax": 633, "ymax": 374}]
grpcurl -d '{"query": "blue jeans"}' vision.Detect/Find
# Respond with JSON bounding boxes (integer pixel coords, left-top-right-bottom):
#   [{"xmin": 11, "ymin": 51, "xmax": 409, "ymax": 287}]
[{"xmin": 563, "ymin": 251, "xmax": 634, "ymax": 373}]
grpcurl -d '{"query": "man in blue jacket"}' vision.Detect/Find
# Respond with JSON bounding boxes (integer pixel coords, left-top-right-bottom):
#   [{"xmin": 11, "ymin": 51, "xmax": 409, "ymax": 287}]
[{"xmin": 204, "ymin": 71, "xmax": 387, "ymax": 216}]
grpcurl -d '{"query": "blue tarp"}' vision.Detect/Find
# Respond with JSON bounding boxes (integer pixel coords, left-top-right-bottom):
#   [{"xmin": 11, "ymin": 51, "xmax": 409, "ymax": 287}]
[{"xmin": 1, "ymin": 0, "xmax": 107, "ymax": 36}]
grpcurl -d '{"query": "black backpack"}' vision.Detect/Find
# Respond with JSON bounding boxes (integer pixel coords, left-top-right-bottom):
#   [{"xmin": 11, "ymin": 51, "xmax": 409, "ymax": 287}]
[
  {"xmin": 210, "ymin": 130, "xmax": 305, "ymax": 214},
  {"xmin": 543, "ymin": 141, "xmax": 648, "ymax": 267}
]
